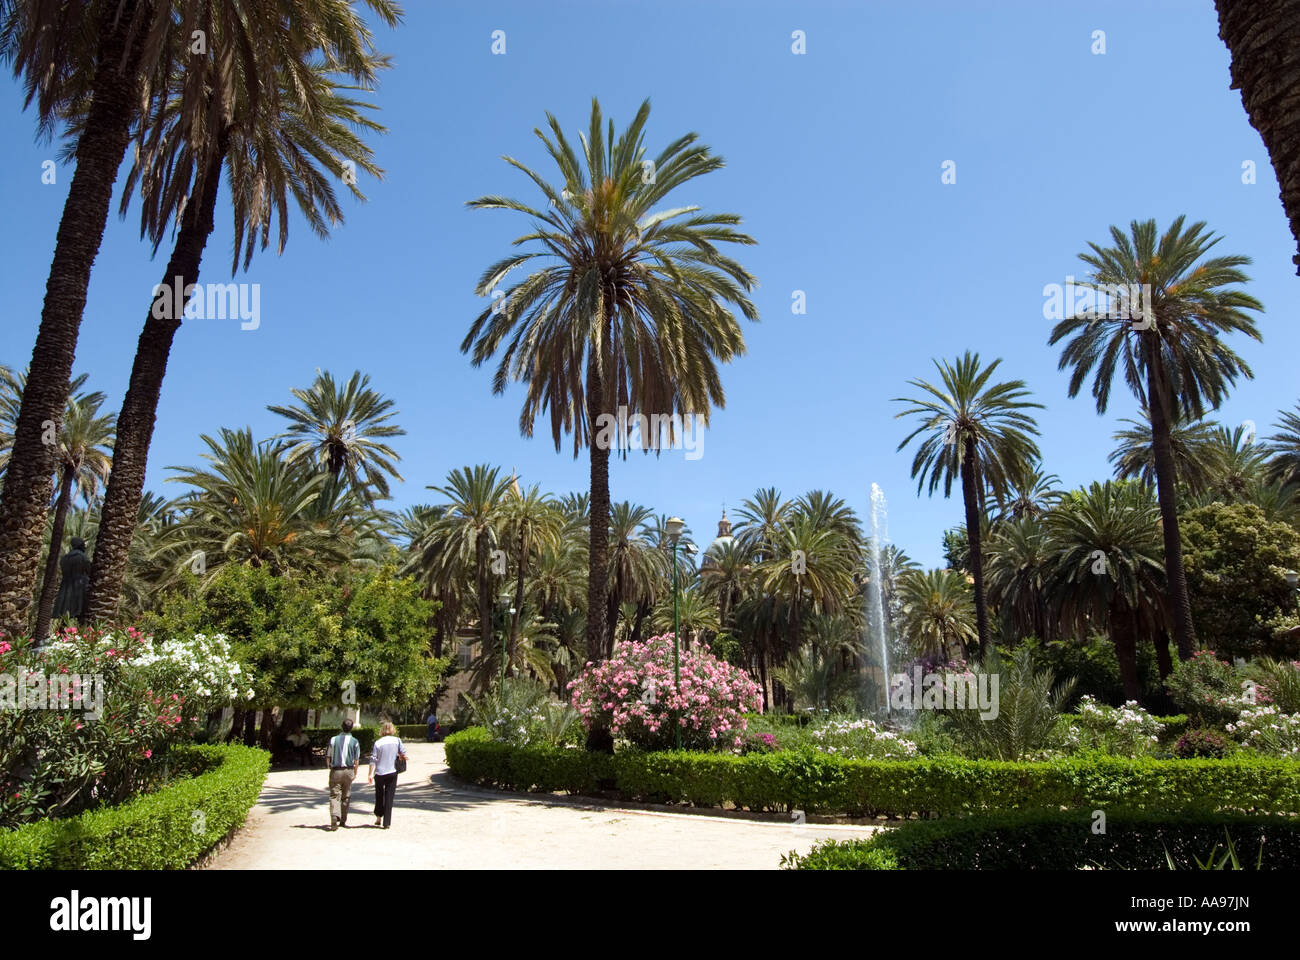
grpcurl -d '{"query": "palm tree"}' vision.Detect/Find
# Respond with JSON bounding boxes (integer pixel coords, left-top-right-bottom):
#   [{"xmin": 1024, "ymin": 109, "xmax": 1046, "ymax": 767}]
[
  {"xmin": 1044, "ymin": 480, "xmax": 1167, "ymax": 701},
  {"xmin": 460, "ymin": 98, "xmax": 759, "ymax": 698},
  {"xmin": 0, "ymin": 364, "xmax": 21, "ymax": 479},
  {"xmin": 896, "ymin": 568, "xmax": 978, "ymax": 661},
  {"xmin": 268, "ymin": 369, "xmax": 404, "ymax": 498},
  {"xmin": 895, "ymin": 352, "xmax": 1043, "ymax": 657},
  {"xmin": 500, "ymin": 482, "xmax": 562, "ymax": 653},
  {"xmin": 424, "ymin": 465, "xmax": 512, "ymax": 652},
  {"xmin": 1266, "ymin": 403, "xmax": 1300, "ymax": 486},
  {"xmin": 650, "ymin": 585, "xmax": 721, "ymax": 643},
  {"xmin": 1215, "ymin": 0, "xmax": 1300, "ymax": 274},
  {"xmin": 700, "ymin": 539, "xmax": 752, "ymax": 629},
  {"xmin": 984, "ymin": 516, "xmax": 1055, "ymax": 643},
  {"xmin": 161, "ymin": 428, "xmax": 349, "ymax": 577},
  {"xmin": 1196, "ymin": 424, "xmax": 1271, "ymax": 500},
  {"xmin": 85, "ymin": 48, "xmax": 396, "ymax": 625},
  {"xmin": 1109, "ymin": 407, "xmax": 1219, "ymax": 494},
  {"xmin": 734, "ymin": 487, "xmax": 792, "ymax": 560},
  {"xmin": 606, "ymin": 502, "xmax": 666, "ymax": 647},
  {"xmin": 0, "ymin": 0, "xmax": 395, "ymax": 637},
  {"xmin": 991, "ymin": 463, "xmax": 1061, "ymax": 522},
  {"xmin": 33, "ymin": 387, "xmax": 114, "ymax": 640},
  {"xmin": 1049, "ymin": 217, "xmax": 1263, "ymax": 659}
]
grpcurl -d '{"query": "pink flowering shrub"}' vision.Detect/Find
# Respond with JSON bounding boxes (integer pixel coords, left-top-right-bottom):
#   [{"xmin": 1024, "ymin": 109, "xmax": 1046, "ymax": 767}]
[{"xmin": 568, "ymin": 634, "xmax": 763, "ymax": 751}]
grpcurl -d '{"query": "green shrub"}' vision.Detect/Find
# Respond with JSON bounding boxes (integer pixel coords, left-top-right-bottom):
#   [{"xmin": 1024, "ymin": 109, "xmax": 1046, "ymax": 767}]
[
  {"xmin": 396, "ymin": 724, "xmax": 431, "ymax": 740},
  {"xmin": 444, "ymin": 727, "xmax": 1300, "ymax": 817},
  {"xmin": 1176, "ymin": 728, "xmax": 1234, "ymax": 759},
  {"xmin": 783, "ymin": 810, "xmax": 1300, "ymax": 869},
  {"xmin": 1167, "ymin": 650, "xmax": 1251, "ymax": 727},
  {"xmin": 0, "ymin": 744, "xmax": 269, "ymax": 869}
]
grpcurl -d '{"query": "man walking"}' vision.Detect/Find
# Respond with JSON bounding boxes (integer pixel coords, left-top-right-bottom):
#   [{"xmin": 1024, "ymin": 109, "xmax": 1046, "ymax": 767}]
[{"xmin": 327, "ymin": 719, "xmax": 361, "ymax": 831}]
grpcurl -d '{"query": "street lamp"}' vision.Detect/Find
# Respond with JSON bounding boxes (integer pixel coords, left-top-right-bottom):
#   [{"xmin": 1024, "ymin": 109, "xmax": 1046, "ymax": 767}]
[
  {"xmin": 666, "ymin": 516, "xmax": 685, "ymax": 750},
  {"xmin": 499, "ymin": 591, "xmax": 515, "ymax": 688}
]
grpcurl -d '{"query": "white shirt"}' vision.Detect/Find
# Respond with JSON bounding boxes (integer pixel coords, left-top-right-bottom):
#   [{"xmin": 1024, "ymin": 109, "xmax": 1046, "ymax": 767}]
[{"xmin": 370, "ymin": 735, "xmax": 407, "ymax": 776}]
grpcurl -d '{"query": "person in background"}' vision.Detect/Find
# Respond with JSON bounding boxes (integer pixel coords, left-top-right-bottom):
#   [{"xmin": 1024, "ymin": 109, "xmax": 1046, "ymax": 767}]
[
  {"xmin": 368, "ymin": 721, "xmax": 408, "ymax": 829},
  {"xmin": 426, "ymin": 707, "xmax": 439, "ymax": 742},
  {"xmin": 327, "ymin": 719, "xmax": 361, "ymax": 831}
]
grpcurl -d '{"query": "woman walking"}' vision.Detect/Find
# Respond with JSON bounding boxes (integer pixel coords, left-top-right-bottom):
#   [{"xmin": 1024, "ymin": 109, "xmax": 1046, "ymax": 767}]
[{"xmin": 368, "ymin": 721, "xmax": 409, "ymax": 829}]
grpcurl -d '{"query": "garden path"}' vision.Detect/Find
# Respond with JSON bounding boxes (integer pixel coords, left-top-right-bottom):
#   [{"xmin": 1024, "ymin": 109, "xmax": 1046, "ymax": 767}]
[{"xmin": 206, "ymin": 742, "xmax": 880, "ymax": 870}]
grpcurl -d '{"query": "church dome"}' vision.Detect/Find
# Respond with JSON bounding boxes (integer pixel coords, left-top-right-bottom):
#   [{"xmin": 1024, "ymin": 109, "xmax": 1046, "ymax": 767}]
[{"xmin": 704, "ymin": 508, "xmax": 735, "ymax": 560}]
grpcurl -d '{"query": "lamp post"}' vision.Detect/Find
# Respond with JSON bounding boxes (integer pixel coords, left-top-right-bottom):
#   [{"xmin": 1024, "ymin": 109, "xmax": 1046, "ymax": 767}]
[
  {"xmin": 499, "ymin": 592, "xmax": 515, "ymax": 689},
  {"xmin": 666, "ymin": 516, "xmax": 684, "ymax": 750}
]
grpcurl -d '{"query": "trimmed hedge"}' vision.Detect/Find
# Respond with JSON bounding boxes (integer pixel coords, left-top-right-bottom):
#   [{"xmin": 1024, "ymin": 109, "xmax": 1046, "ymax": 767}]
[
  {"xmin": 786, "ymin": 810, "xmax": 1300, "ymax": 869},
  {"xmin": 305, "ymin": 726, "xmax": 378, "ymax": 753},
  {"xmin": 0, "ymin": 744, "xmax": 269, "ymax": 869},
  {"xmin": 396, "ymin": 723, "xmax": 434, "ymax": 740},
  {"xmin": 444, "ymin": 727, "xmax": 1300, "ymax": 817}
]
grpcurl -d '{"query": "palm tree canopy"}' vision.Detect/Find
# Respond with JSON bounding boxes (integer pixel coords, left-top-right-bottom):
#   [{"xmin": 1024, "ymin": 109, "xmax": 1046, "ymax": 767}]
[
  {"xmin": 1049, "ymin": 217, "xmax": 1263, "ymax": 419},
  {"xmin": 461, "ymin": 97, "xmax": 759, "ymax": 454},
  {"xmin": 894, "ymin": 351, "xmax": 1043, "ymax": 502},
  {"xmin": 269, "ymin": 369, "xmax": 405, "ymax": 500}
]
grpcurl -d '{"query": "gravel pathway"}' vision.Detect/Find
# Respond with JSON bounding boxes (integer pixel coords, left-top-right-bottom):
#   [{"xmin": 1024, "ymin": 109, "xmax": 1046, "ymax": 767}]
[{"xmin": 206, "ymin": 742, "xmax": 880, "ymax": 870}]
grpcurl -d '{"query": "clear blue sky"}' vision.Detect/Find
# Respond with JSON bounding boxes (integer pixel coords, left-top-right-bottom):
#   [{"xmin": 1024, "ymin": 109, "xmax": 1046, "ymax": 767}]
[{"xmin": 2, "ymin": 0, "xmax": 1296, "ymax": 568}]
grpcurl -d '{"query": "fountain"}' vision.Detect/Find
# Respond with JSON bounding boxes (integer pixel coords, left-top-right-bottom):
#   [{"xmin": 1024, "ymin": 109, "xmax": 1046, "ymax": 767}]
[{"xmin": 865, "ymin": 483, "xmax": 892, "ymax": 713}]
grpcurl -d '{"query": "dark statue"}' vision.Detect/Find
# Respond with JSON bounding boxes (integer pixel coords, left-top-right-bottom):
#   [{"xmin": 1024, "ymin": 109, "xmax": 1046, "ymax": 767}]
[{"xmin": 52, "ymin": 537, "xmax": 92, "ymax": 620}]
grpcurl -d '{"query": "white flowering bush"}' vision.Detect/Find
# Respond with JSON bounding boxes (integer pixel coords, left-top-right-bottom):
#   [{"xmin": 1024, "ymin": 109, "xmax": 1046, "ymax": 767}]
[
  {"xmin": 808, "ymin": 717, "xmax": 917, "ymax": 759},
  {"xmin": 125, "ymin": 632, "xmax": 255, "ymax": 716},
  {"xmin": 1226, "ymin": 706, "xmax": 1300, "ymax": 757},
  {"xmin": 466, "ymin": 678, "xmax": 583, "ymax": 748},
  {"xmin": 1065, "ymin": 696, "xmax": 1164, "ymax": 756}
]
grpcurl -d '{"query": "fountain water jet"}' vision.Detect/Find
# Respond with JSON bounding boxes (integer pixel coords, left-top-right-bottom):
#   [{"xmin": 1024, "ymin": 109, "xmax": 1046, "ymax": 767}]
[{"xmin": 865, "ymin": 483, "xmax": 892, "ymax": 713}]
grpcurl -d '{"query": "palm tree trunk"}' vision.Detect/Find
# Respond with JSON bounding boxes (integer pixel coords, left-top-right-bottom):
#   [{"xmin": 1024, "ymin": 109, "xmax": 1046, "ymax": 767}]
[
  {"xmin": 0, "ymin": 5, "xmax": 145, "ymax": 637},
  {"xmin": 1216, "ymin": 0, "xmax": 1300, "ymax": 275},
  {"xmin": 1110, "ymin": 606, "xmax": 1141, "ymax": 703},
  {"xmin": 585, "ymin": 354, "xmax": 614, "ymax": 753},
  {"xmin": 33, "ymin": 468, "xmax": 76, "ymax": 642},
  {"xmin": 960, "ymin": 437, "xmax": 992, "ymax": 659},
  {"xmin": 85, "ymin": 130, "xmax": 231, "ymax": 624},
  {"xmin": 1145, "ymin": 337, "xmax": 1197, "ymax": 658},
  {"xmin": 510, "ymin": 527, "xmax": 526, "ymax": 648}
]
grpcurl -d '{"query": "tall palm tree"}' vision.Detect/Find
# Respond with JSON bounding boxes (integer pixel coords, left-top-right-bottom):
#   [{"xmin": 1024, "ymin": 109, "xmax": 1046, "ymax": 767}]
[
  {"xmin": 33, "ymin": 386, "xmax": 114, "ymax": 641},
  {"xmin": 1215, "ymin": 0, "xmax": 1300, "ymax": 274},
  {"xmin": 0, "ymin": 0, "xmax": 392, "ymax": 636},
  {"xmin": 1196, "ymin": 424, "xmax": 1271, "ymax": 500},
  {"xmin": 1049, "ymin": 217, "xmax": 1263, "ymax": 658},
  {"xmin": 896, "ymin": 568, "xmax": 978, "ymax": 661},
  {"xmin": 700, "ymin": 539, "xmax": 752, "ymax": 629},
  {"xmin": 424, "ymin": 465, "xmax": 512, "ymax": 652},
  {"xmin": 895, "ymin": 351, "xmax": 1043, "ymax": 658},
  {"xmin": 0, "ymin": 364, "xmax": 21, "ymax": 479},
  {"xmin": 86, "ymin": 44, "xmax": 396, "ymax": 625},
  {"xmin": 460, "ymin": 98, "xmax": 759, "ymax": 699},
  {"xmin": 1044, "ymin": 480, "xmax": 1167, "ymax": 702}
]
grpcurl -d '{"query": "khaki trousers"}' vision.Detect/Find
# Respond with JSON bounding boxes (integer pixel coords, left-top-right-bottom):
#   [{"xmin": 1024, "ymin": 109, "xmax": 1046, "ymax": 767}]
[{"xmin": 329, "ymin": 768, "xmax": 356, "ymax": 825}]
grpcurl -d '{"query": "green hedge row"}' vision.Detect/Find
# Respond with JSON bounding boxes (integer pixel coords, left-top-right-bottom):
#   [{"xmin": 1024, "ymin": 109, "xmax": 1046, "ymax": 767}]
[
  {"xmin": 786, "ymin": 810, "xmax": 1300, "ymax": 869},
  {"xmin": 396, "ymin": 724, "xmax": 435, "ymax": 740},
  {"xmin": 0, "ymin": 744, "xmax": 270, "ymax": 869},
  {"xmin": 444, "ymin": 727, "xmax": 1300, "ymax": 817},
  {"xmin": 305, "ymin": 726, "xmax": 378, "ymax": 753}
]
